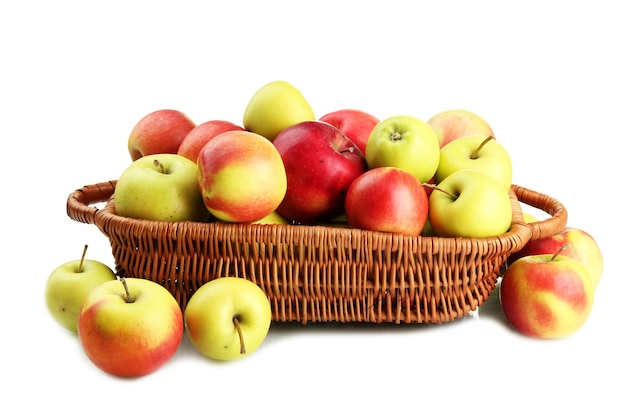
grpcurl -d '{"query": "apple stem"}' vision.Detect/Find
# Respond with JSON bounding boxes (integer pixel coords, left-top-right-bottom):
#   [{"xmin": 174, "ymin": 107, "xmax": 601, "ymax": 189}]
[
  {"xmin": 423, "ymin": 183, "xmax": 457, "ymax": 199},
  {"xmin": 551, "ymin": 243, "xmax": 569, "ymax": 261},
  {"xmin": 233, "ymin": 315, "xmax": 246, "ymax": 355},
  {"xmin": 120, "ymin": 277, "xmax": 132, "ymax": 303},
  {"xmin": 153, "ymin": 159, "xmax": 166, "ymax": 174},
  {"xmin": 78, "ymin": 244, "xmax": 88, "ymax": 273},
  {"xmin": 470, "ymin": 135, "xmax": 495, "ymax": 159}
]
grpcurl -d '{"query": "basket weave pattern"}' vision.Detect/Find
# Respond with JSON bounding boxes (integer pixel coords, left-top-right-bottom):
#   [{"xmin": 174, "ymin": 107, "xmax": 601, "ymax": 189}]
[{"xmin": 67, "ymin": 181, "xmax": 567, "ymax": 324}]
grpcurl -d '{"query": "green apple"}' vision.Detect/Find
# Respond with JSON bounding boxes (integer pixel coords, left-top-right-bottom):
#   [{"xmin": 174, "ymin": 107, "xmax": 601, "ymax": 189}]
[
  {"xmin": 44, "ymin": 245, "xmax": 117, "ymax": 333},
  {"xmin": 435, "ymin": 135, "xmax": 512, "ymax": 190},
  {"xmin": 77, "ymin": 278, "xmax": 184, "ymax": 377},
  {"xmin": 114, "ymin": 153, "xmax": 211, "ymax": 222},
  {"xmin": 365, "ymin": 115, "xmax": 440, "ymax": 183},
  {"xmin": 184, "ymin": 277, "xmax": 272, "ymax": 361},
  {"xmin": 243, "ymin": 80, "xmax": 315, "ymax": 141},
  {"xmin": 428, "ymin": 169, "xmax": 512, "ymax": 238}
]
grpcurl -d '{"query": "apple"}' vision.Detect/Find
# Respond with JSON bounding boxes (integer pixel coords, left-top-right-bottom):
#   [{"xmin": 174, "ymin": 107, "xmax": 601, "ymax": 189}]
[
  {"xmin": 345, "ymin": 167, "xmax": 428, "ymax": 236},
  {"xmin": 272, "ymin": 120, "xmax": 368, "ymax": 224},
  {"xmin": 500, "ymin": 246, "xmax": 595, "ymax": 339},
  {"xmin": 435, "ymin": 135, "xmax": 513, "ymax": 190},
  {"xmin": 427, "ymin": 108, "xmax": 495, "ymax": 148},
  {"xmin": 77, "ymin": 278, "xmax": 184, "ymax": 377},
  {"xmin": 127, "ymin": 109, "xmax": 196, "ymax": 161},
  {"xmin": 114, "ymin": 153, "xmax": 211, "ymax": 222},
  {"xmin": 243, "ymin": 80, "xmax": 315, "ymax": 141},
  {"xmin": 507, "ymin": 227, "xmax": 603, "ymax": 290},
  {"xmin": 44, "ymin": 245, "xmax": 117, "ymax": 333},
  {"xmin": 253, "ymin": 210, "xmax": 290, "ymax": 225},
  {"xmin": 319, "ymin": 108, "xmax": 379, "ymax": 155},
  {"xmin": 365, "ymin": 115, "xmax": 440, "ymax": 183},
  {"xmin": 197, "ymin": 130, "xmax": 287, "ymax": 223},
  {"xmin": 177, "ymin": 120, "xmax": 245, "ymax": 163},
  {"xmin": 428, "ymin": 169, "xmax": 512, "ymax": 238},
  {"xmin": 184, "ymin": 277, "xmax": 272, "ymax": 361}
]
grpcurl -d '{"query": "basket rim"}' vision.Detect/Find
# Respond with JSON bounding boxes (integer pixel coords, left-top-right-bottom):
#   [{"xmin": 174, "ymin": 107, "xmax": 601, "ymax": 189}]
[{"xmin": 66, "ymin": 180, "xmax": 568, "ymax": 253}]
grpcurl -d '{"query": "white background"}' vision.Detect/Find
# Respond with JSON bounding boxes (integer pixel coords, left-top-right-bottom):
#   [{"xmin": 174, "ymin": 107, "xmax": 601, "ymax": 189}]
[{"xmin": 2, "ymin": 1, "xmax": 623, "ymax": 415}]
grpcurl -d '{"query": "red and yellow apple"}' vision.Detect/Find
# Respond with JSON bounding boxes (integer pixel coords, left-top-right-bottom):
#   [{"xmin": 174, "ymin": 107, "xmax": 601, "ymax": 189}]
[
  {"xmin": 77, "ymin": 278, "xmax": 184, "ymax": 377},
  {"xmin": 500, "ymin": 248, "xmax": 595, "ymax": 339},
  {"xmin": 177, "ymin": 120, "xmax": 244, "ymax": 163},
  {"xmin": 272, "ymin": 120, "xmax": 368, "ymax": 224},
  {"xmin": 508, "ymin": 227, "xmax": 603, "ymax": 289},
  {"xmin": 345, "ymin": 167, "xmax": 429, "ymax": 236},
  {"xmin": 319, "ymin": 108, "xmax": 379, "ymax": 155},
  {"xmin": 427, "ymin": 108, "xmax": 495, "ymax": 148},
  {"xmin": 197, "ymin": 130, "xmax": 287, "ymax": 223},
  {"xmin": 127, "ymin": 109, "xmax": 196, "ymax": 161}
]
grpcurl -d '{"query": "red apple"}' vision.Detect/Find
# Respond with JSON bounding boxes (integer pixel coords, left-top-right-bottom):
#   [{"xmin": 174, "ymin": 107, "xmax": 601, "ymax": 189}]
[
  {"xmin": 427, "ymin": 108, "xmax": 494, "ymax": 148},
  {"xmin": 507, "ymin": 227, "xmax": 603, "ymax": 290},
  {"xmin": 77, "ymin": 278, "xmax": 184, "ymax": 377},
  {"xmin": 128, "ymin": 109, "xmax": 196, "ymax": 161},
  {"xmin": 177, "ymin": 120, "xmax": 245, "ymax": 163},
  {"xmin": 272, "ymin": 120, "xmax": 368, "ymax": 224},
  {"xmin": 319, "ymin": 109, "xmax": 379, "ymax": 155},
  {"xmin": 196, "ymin": 130, "xmax": 287, "ymax": 223},
  {"xmin": 500, "ymin": 247, "xmax": 595, "ymax": 339},
  {"xmin": 345, "ymin": 167, "xmax": 429, "ymax": 236}
]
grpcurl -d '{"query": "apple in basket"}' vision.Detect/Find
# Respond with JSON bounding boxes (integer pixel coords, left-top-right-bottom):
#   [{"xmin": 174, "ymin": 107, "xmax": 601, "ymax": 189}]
[
  {"xmin": 365, "ymin": 114, "xmax": 440, "ymax": 183},
  {"xmin": 319, "ymin": 108, "xmax": 379, "ymax": 155},
  {"xmin": 184, "ymin": 277, "xmax": 272, "ymax": 361},
  {"xmin": 243, "ymin": 80, "xmax": 315, "ymax": 141},
  {"xmin": 177, "ymin": 119, "xmax": 245, "ymax": 163},
  {"xmin": 114, "ymin": 153, "xmax": 211, "ymax": 222},
  {"xmin": 273, "ymin": 120, "xmax": 368, "ymax": 224},
  {"xmin": 44, "ymin": 244, "xmax": 117, "ymax": 333},
  {"xmin": 77, "ymin": 278, "xmax": 184, "ymax": 377},
  {"xmin": 499, "ymin": 245, "xmax": 595, "ymax": 339},
  {"xmin": 127, "ymin": 109, "xmax": 196, "ymax": 161},
  {"xmin": 428, "ymin": 169, "xmax": 512, "ymax": 238},
  {"xmin": 345, "ymin": 167, "xmax": 429, "ymax": 236},
  {"xmin": 435, "ymin": 135, "xmax": 513, "ymax": 190},
  {"xmin": 197, "ymin": 130, "xmax": 287, "ymax": 223},
  {"xmin": 426, "ymin": 108, "xmax": 495, "ymax": 148},
  {"xmin": 507, "ymin": 227, "xmax": 603, "ymax": 290}
]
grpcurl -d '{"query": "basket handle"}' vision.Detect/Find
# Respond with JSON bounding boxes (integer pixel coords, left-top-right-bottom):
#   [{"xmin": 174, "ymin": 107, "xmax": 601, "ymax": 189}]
[
  {"xmin": 66, "ymin": 180, "xmax": 117, "ymax": 225},
  {"xmin": 511, "ymin": 184, "xmax": 568, "ymax": 241}
]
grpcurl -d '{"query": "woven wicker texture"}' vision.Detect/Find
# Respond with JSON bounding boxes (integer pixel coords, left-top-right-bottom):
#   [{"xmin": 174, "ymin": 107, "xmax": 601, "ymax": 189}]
[{"xmin": 67, "ymin": 181, "xmax": 567, "ymax": 324}]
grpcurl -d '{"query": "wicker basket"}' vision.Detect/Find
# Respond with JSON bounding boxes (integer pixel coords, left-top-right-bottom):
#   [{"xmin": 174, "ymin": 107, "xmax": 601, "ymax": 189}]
[{"xmin": 66, "ymin": 181, "xmax": 567, "ymax": 324}]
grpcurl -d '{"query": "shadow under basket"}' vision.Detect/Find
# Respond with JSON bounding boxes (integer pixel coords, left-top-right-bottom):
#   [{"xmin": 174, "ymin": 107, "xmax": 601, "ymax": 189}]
[{"xmin": 67, "ymin": 182, "xmax": 567, "ymax": 325}]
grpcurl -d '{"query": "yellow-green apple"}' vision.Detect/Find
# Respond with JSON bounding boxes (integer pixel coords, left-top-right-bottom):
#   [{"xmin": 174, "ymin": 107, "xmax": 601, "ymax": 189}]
[
  {"xmin": 177, "ymin": 120, "xmax": 244, "ymax": 163},
  {"xmin": 243, "ymin": 80, "xmax": 315, "ymax": 141},
  {"xmin": 114, "ymin": 153, "xmax": 211, "ymax": 222},
  {"xmin": 44, "ymin": 245, "xmax": 116, "ymax": 333},
  {"xmin": 365, "ymin": 115, "xmax": 440, "ymax": 183},
  {"xmin": 427, "ymin": 108, "xmax": 495, "ymax": 148},
  {"xmin": 345, "ymin": 167, "xmax": 429, "ymax": 236},
  {"xmin": 319, "ymin": 108, "xmax": 379, "ymax": 155},
  {"xmin": 197, "ymin": 130, "xmax": 287, "ymax": 223},
  {"xmin": 77, "ymin": 278, "xmax": 184, "ymax": 377},
  {"xmin": 184, "ymin": 277, "xmax": 272, "ymax": 361},
  {"xmin": 428, "ymin": 169, "xmax": 512, "ymax": 238},
  {"xmin": 499, "ymin": 247, "xmax": 595, "ymax": 339},
  {"xmin": 253, "ymin": 210, "xmax": 290, "ymax": 225},
  {"xmin": 127, "ymin": 109, "xmax": 196, "ymax": 161},
  {"xmin": 272, "ymin": 120, "xmax": 368, "ymax": 224},
  {"xmin": 523, "ymin": 212, "xmax": 539, "ymax": 223},
  {"xmin": 435, "ymin": 135, "xmax": 513, "ymax": 190},
  {"xmin": 508, "ymin": 227, "xmax": 603, "ymax": 289}
]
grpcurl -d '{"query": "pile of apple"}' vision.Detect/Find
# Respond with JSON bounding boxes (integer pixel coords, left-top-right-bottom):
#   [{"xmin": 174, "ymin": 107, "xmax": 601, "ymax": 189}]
[{"xmin": 45, "ymin": 80, "xmax": 603, "ymax": 378}]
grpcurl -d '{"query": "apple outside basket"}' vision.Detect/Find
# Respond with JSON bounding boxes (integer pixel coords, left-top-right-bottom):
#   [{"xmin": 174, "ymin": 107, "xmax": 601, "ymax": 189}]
[{"xmin": 66, "ymin": 181, "xmax": 567, "ymax": 325}]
